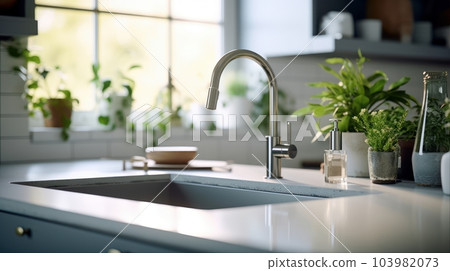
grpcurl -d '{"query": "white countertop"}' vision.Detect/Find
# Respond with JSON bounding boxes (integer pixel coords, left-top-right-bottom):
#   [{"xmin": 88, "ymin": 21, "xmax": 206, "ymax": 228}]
[{"xmin": 0, "ymin": 159, "xmax": 449, "ymax": 252}]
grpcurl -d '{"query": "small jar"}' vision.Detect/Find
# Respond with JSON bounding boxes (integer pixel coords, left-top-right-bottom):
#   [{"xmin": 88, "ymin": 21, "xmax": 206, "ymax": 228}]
[{"xmin": 324, "ymin": 119, "xmax": 347, "ymax": 184}]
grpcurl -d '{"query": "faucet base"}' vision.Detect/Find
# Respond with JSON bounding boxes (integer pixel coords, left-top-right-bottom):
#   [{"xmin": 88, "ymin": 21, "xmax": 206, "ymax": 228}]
[{"xmin": 266, "ymin": 136, "xmax": 282, "ymax": 179}]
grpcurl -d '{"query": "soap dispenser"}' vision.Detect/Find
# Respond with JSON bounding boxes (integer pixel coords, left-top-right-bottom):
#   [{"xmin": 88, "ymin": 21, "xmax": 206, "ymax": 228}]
[{"xmin": 324, "ymin": 119, "xmax": 347, "ymax": 183}]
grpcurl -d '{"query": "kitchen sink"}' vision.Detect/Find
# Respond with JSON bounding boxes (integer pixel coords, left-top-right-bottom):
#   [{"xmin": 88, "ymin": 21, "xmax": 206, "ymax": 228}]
[{"xmin": 14, "ymin": 176, "xmax": 319, "ymax": 210}]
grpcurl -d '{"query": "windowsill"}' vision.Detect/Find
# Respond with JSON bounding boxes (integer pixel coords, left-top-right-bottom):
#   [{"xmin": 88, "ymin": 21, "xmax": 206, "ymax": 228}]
[
  {"xmin": 29, "ymin": 125, "xmax": 194, "ymax": 143},
  {"xmin": 30, "ymin": 126, "xmax": 128, "ymax": 142}
]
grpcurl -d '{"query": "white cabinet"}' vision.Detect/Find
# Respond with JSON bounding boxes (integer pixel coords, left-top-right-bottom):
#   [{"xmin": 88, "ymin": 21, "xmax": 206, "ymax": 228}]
[{"xmin": 0, "ymin": 211, "xmax": 180, "ymax": 252}]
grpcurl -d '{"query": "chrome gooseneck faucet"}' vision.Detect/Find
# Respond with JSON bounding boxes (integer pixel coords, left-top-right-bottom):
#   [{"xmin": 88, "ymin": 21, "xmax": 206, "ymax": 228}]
[{"xmin": 206, "ymin": 49, "xmax": 297, "ymax": 178}]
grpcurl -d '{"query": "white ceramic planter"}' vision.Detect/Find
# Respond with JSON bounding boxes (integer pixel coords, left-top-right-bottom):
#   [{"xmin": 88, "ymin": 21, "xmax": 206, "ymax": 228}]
[
  {"xmin": 441, "ymin": 152, "xmax": 450, "ymax": 195},
  {"xmin": 342, "ymin": 132, "xmax": 369, "ymax": 177}
]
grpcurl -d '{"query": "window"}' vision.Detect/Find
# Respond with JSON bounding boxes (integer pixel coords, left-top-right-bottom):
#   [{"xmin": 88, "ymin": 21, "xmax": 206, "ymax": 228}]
[{"xmin": 29, "ymin": 0, "xmax": 223, "ymax": 115}]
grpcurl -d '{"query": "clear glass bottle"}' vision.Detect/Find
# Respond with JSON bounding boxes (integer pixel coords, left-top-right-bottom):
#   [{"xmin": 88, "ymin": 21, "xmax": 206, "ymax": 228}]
[
  {"xmin": 412, "ymin": 71, "xmax": 449, "ymax": 186},
  {"xmin": 324, "ymin": 119, "xmax": 348, "ymax": 183}
]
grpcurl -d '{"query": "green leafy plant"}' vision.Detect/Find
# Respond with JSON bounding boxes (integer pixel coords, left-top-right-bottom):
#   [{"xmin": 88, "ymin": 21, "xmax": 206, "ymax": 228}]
[
  {"xmin": 7, "ymin": 41, "xmax": 79, "ymax": 140},
  {"xmin": 353, "ymin": 107, "xmax": 407, "ymax": 152},
  {"xmin": 294, "ymin": 50, "xmax": 418, "ymax": 134},
  {"xmin": 91, "ymin": 63, "xmax": 141, "ymax": 129},
  {"xmin": 419, "ymin": 98, "xmax": 450, "ymax": 152},
  {"xmin": 444, "ymin": 98, "xmax": 450, "ymax": 129},
  {"xmin": 390, "ymin": 104, "xmax": 420, "ymax": 140},
  {"xmin": 226, "ymin": 77, "xmax": 248, "ymax": 97}
]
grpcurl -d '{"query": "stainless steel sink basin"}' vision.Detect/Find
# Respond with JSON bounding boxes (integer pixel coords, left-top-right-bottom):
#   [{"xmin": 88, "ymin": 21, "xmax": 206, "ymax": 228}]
[{"xmin": 14, "ymin": 176, "xmax": 319, "ymax": 210}]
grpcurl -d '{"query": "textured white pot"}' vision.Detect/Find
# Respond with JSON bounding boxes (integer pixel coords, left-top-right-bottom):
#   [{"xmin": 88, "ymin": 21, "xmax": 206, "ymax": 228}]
[
  {"xmin": 342, "ymin": 132, "xmax": 369, "ymax": 177},
  {"xmin": 442, "ymin": 152, "xmax": 450, "ymax": 195}
]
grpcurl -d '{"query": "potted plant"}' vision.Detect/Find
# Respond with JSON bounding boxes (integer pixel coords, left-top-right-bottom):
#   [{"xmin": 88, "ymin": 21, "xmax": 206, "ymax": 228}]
[
  {"xmin": 7, "ymin": 42, "xmax": 79, "ymax": 141},
  {"xmin": 353, "ymin": 107, "xmax": 407, "ymax": 184},
  {"xmin": 91, "ymin": 63, "xmax": 141, "ymax": 130},
  {"xmin": 294, "ymin": 50, "xmax": 417, "ymax": 176},
  {"xmin": 413, "ymin": 94, "xmax": 450, "ymax": 186},
  {"xmin": 397, "ymin": 104, "xmax": 420, "ymax": 180}
]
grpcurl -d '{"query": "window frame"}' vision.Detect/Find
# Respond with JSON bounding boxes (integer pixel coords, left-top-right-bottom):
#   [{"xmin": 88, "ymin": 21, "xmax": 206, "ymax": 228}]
[
  {"xmin": 35, "ymin": 0, "xmax": 228, "ymax": 70},
  {"xmin": 30, "ymin": 0, "xmax": 237, "ymax": 131}
]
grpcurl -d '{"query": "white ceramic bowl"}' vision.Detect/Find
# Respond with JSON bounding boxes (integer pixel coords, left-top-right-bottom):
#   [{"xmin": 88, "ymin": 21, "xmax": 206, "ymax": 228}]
[{"xmin": 145, "ymin": 146, "xmax": 198, "ymax": 164}]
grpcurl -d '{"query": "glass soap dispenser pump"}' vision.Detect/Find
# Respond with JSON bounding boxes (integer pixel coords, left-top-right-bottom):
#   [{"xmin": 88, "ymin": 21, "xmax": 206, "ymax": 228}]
[{"xmin": 324, "ymin": 119, "xmax": 347, "ymax": 183}]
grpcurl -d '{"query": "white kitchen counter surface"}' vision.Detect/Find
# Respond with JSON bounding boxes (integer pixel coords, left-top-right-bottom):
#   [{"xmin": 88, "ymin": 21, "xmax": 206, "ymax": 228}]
[{"xmin": 0, "ymin": 159, "xmax": 448, "ymax": 252}]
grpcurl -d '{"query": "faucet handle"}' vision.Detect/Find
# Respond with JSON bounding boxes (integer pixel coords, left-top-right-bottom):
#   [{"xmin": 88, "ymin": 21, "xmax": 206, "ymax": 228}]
[
  {"xmin": 285, "ymin": 121, "xmax": 297, "ymax": 159},
  {"xmin": 287, "ymin": 121, "xmax": 292, "ymax": 145},
  {"xmin": 272, "ymin": 121, "xmax": 297, "ymax": 160}
]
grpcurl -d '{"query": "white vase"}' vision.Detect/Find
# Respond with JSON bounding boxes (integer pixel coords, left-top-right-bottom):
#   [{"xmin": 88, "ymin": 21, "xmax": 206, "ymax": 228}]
[
  {"xmin": 442, "ymin": 152, "xmax": 450, "ymax": 195},
  {"xmin": 342, "ymin": 132, "xmax": 369, "ymax": 177}
]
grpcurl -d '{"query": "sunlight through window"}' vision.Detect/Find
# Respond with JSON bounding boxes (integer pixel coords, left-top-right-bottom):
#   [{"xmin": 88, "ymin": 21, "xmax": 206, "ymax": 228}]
[{"xmin": 30, "ymin": 0, "xmax": 223, "ymax": 116}]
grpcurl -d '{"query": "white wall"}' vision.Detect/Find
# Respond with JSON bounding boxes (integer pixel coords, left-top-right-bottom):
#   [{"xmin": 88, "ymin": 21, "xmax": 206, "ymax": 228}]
[{"xmin": 239, "ymin": 0, "xmax": 312, "ymax": 56}]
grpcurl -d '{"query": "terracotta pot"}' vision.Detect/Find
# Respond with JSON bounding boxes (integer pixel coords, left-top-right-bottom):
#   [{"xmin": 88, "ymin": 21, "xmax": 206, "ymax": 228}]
[
  {"xmin": 398, "ymin": 139, "xmax": 415, "ymax": 180},
  {"xmin": 366, "ymin": 0, "xmax": 413, "ymax": 42},
  {"xmin": 44, "ymin": 98, "xmax": 73, "ymax": 128}
]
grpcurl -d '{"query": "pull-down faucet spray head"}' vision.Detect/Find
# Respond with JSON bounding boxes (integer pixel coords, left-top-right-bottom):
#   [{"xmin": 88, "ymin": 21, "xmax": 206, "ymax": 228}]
[{"xmin": 206, "ymin": 86, "xmax": 219, "ymax": 110}]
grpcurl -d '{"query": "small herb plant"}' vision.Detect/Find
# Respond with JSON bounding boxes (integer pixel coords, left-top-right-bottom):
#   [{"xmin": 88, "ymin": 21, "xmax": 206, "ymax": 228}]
[
  {"xmin": 353, "ymin": 107, "xmax": 407, "ymax": 152},
  {"xmin": 294, "ymin": 50, "xmax": 417, "ymax": 134},
  {"xmin": 91, "ymin": 63, "xmax": 141, "ymax": 129}
]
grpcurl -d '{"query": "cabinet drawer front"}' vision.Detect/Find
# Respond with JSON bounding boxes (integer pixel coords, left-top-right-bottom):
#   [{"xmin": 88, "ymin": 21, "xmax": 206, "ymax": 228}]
[
  {"xmin": 0, "ymin": 211, "xmax": 113, "ymax": 252},
  {"xmin": 0, "ymin": 211, "xmax": 178, "ymax": 252}
]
